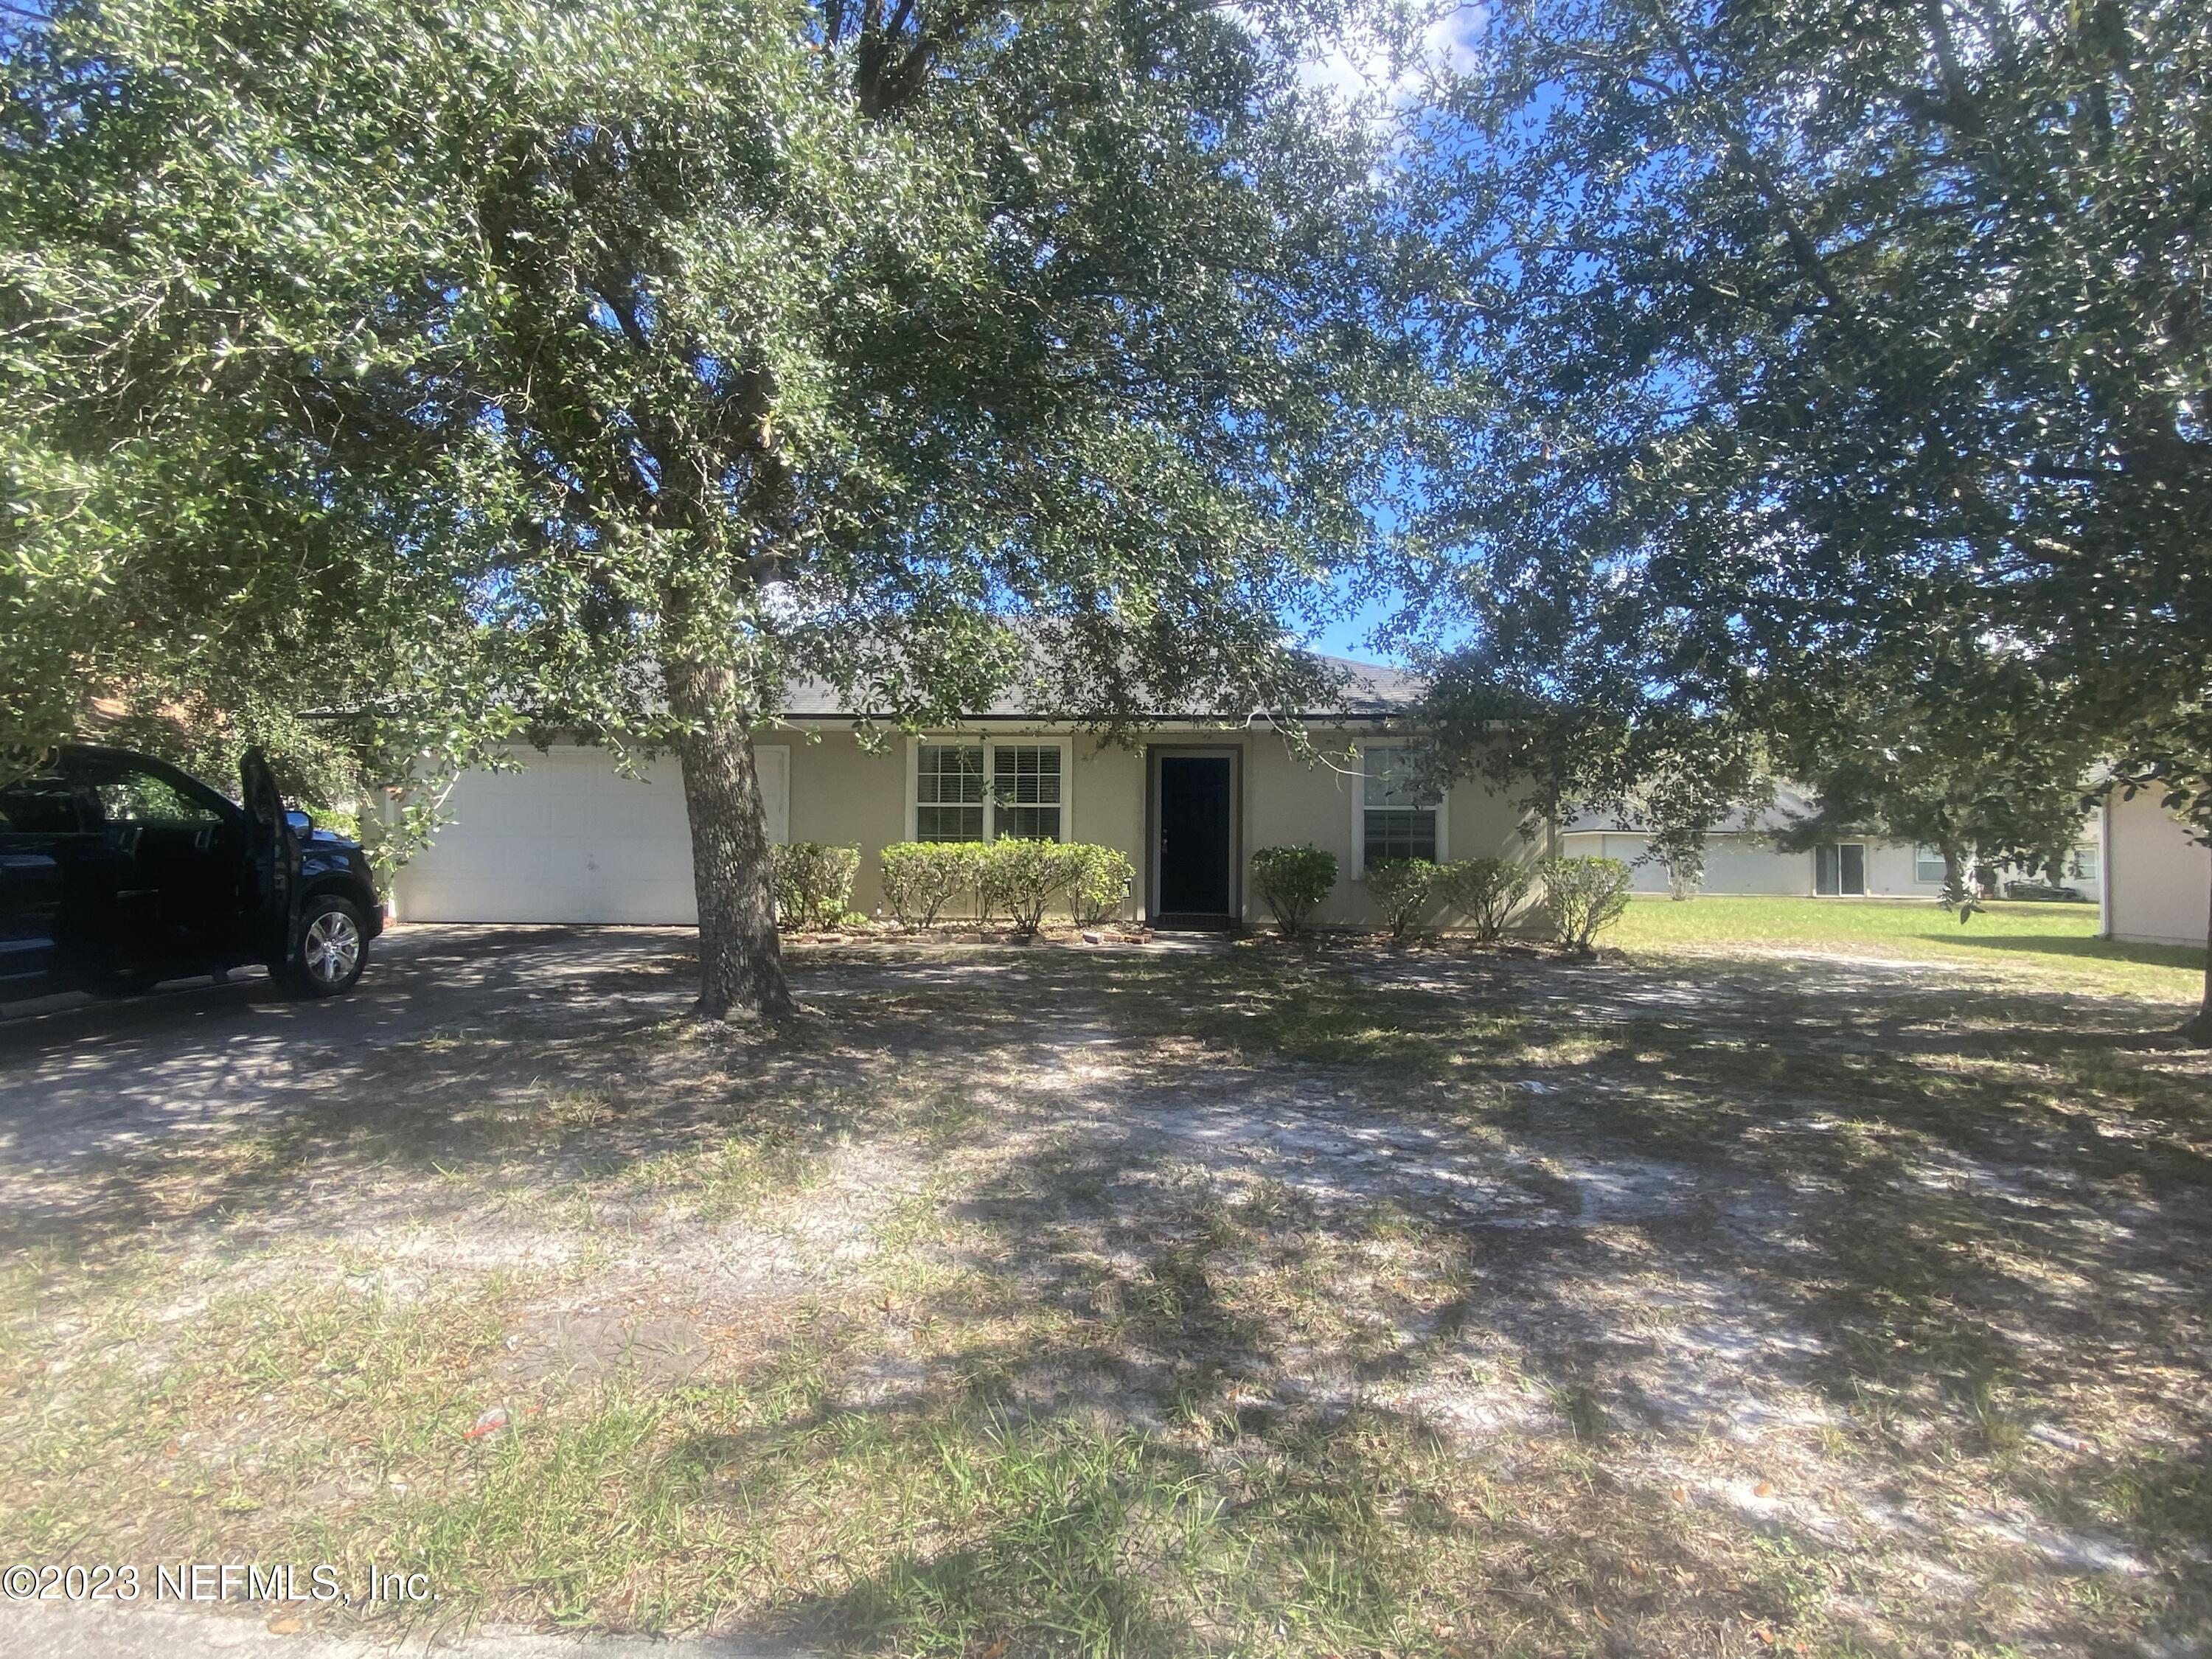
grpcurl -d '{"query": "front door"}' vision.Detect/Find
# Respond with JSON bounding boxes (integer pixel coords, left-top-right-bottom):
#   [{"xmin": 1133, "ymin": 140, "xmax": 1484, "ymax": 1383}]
[{"xmin": 1155, "ymin": 754, "xmax": 1234, "ymax": 924}]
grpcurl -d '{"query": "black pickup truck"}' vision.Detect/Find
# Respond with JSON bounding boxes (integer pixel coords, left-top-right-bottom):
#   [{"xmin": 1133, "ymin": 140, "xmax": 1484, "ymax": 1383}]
[{"xmin": 0, "ymin": 745, "xmax": 383, "ymax": 1004}]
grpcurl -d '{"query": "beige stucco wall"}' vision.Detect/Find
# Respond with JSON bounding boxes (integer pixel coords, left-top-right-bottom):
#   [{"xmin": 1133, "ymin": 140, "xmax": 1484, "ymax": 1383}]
[
  {"xmin": 2104, "ymin": 790, "xmax": 2211, "ymax": 949},
  {"xmin": 1242, "ymin": 728, "xmax": 1547, "ymax": 928}
]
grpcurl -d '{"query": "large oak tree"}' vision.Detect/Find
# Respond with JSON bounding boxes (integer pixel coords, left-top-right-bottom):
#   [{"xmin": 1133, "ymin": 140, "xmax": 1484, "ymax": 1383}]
[
  {"xmin": 2, "ymin": 0, "xmax": 1411, "ymax": 1016},
  {"xmin": 1398, "ymin": 0, "xmax": 2211, "ymax": 1032}
]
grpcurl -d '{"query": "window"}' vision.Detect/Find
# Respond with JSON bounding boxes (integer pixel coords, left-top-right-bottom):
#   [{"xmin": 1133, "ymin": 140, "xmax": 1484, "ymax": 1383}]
[
  {"xmin": 88, "ymin": 767, "xmax": 225, "ymax": 827},
  {"xmin": 914, "ymin": 744, "xmax": 985, "ymax": 841},
  {"xmin": 993, "ymin": 744, "xmax": 1062, "ymax": 841},
  {"xmin": 0, "ymin": 776, "xmax": 88, "ymax": 835},
  {"xmin": 1361, "ymin": 747, "xmax": 1439, "ymax": 869},
  {"xmin": 1915, "ymin": 844, "xmax": 1948, "ymax": 883},
  {"xmin": 2069, "ymin": 845, "xmax": 2100, "ymax": 883},
  {"xmin": 911, "ymin": 740, "xmax": 1071, "ymax": 842}
]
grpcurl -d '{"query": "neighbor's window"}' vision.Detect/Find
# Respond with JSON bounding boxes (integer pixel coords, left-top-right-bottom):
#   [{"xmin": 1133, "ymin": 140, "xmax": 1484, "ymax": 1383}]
[
  {"xmin": 2070, "ymin": 845, "xmax": 2100, "ymax": 883},
  {"xmin": 992, "ymin": 744, "xmax": 1064, "ymax": 841},
  {"xmin": 914, "ymin": 743, "xmax": 985, "ymax": 841},
  {"xmin": 1915, "ymin": 844, "xmax": 1947, "ymax": 883},
  {"xmin": 1363, "ymin": 748, "xmax": 1437, "ymax": 866}
]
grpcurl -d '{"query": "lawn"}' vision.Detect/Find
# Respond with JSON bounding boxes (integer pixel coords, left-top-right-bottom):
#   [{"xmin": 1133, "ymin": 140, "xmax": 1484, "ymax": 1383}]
[
  {"xmin": 1613, "ymin": 893, "xmax": 2207, "ymax": 1004},
  {"xmin": 2, "ymin": 929, "xmax": 2208, "ymax": 1658}
]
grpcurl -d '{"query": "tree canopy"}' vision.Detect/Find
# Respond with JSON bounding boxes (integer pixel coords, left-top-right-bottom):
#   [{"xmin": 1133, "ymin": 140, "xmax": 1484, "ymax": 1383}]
[
  {"xmin": 1397, "ymin": 0, "xmax": 2210, "ymax": 1025},
  {"xmin": 3, "ymin": 0, "xmax": 1415, "ymax": 1012}
]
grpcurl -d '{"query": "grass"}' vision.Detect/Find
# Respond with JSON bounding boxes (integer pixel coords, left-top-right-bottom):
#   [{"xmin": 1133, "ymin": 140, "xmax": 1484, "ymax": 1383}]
[
  {"xmin": 1610, "ymin": 893, "xmax": 2206, "ymax": 1002},
  {"xmin": 2, "ymin": 931, "xmax": 2208, "ymax": 1658}
]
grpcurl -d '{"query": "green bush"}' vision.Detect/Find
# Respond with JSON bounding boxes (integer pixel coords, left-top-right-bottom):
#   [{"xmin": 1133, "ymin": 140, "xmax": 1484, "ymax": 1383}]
[
  {"xmin": 1538, "ymin": 855, "xmax": 1634, "ymax": 952},
  {"xmin": 1250, "ymin": 844, "xmax": 1338, "ymax": 937},
  {"xmin": 1366, "ymin": 858, "xmax": 1439, "ymax": 939},
  {"xmin": 1439, "ymin": 856, "xmax": 1534, "ymax": 944},
  {"xmin": 1066, "ymin": 844, "xmax": 1135, "ymax": 927},
  {"xmin": 878, "ymin": 842, "xmax": 970, "ymax": 928},
  {"xmin": 964, "ymin": 839, "xmax": 1009, "ymax": 923},
  {"xmin": 771, "ymin": 841, "xmax": 860, "ymax": 931},
  {"xmin": 986, "ymin": 838, "xmax": 1079, "ymax": 936}
]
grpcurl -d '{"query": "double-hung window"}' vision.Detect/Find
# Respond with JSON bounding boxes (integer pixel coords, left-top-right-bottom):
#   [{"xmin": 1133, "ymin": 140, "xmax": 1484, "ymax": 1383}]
[
  {"xmin": 992, "ymin": 744, "xmax": 1063, "ymax": 841},
  {"xmin": 1360, "ymin": 747, "xmax": 1440, "ymax": 870},
  {"xmin": 914, "ymin": 743, "xmax": 986, "ymax": 841},
  {"xmin": 911, "ymin": 739, "xmax": 1068, "ymax": 842},
  {"xmin": 1915, "ymin": 844, "xmax": 1948, "ymax": 883}
]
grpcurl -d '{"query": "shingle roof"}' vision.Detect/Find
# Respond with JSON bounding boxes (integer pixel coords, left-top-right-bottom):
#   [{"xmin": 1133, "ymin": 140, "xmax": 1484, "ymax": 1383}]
[
  {"xmin": 1562, "ymin": 782, "xmax": 1818, "ymax": 836},
  {"xmin": 779, "ymin": 650, "xmax": 1426, "ymax": 720}
]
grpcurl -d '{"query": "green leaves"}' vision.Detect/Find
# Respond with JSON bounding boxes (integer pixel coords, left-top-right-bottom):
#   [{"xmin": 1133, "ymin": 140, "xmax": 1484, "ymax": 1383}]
[
  {"xmin": 1404, "ymin": 0, "xmax": 2211, "ymax": 869},
  {"xmin": 3, "ymin": 0, "xmax": 1409, "ymax": 776}
]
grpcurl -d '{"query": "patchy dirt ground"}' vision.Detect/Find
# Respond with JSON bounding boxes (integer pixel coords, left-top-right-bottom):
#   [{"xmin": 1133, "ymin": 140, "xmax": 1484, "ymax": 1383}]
[{"xmin": 1, "ymin": 927, "xmax": 2208, "ymax": 1659}]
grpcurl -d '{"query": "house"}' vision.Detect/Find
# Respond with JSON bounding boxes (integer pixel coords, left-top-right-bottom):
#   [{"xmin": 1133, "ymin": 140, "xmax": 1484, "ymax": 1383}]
[
  {"xmin": 384, "ymin": 656, "xmax": 1552, "ymax": 931},
  {"xmin": 2099, "ymin": 787, "xmax": 2211, "ymax": 950},
  {"xmin": 1562, "ymin": 785, "xmax": 2099, "ymax": 900}
]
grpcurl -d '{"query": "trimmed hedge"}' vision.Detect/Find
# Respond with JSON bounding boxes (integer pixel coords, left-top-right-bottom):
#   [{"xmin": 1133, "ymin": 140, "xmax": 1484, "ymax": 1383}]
[
  {"xmin": 873, "ymin": 839, "xmax": 1132, "ymax": 933},
  {"xmin": 1067, "ymin": 844, "xmax": 1135, "ymax": 927},
  {"xmin": 878, "ymin": 842, "xmax": 969, "ymax": 928},
  {"xmin": 1251, "ymin": 844, "xmax": 1338, "ymax": 937},
  {"xmin": 771, "ymin": 841, "xmax": 860, "ymax": 931}
]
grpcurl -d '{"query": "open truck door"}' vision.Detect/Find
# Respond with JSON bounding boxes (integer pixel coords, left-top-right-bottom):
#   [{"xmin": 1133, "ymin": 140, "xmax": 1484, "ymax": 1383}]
[{"xmin": 240, "ymin": 746, "xmax": 299, "ymax": 969}]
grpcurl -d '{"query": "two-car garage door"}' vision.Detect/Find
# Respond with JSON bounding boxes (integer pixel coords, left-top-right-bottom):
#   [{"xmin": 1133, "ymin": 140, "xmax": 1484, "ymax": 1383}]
[{"xmin": 390, "ymin": 745, "xmax": 789, "ymax": 925}]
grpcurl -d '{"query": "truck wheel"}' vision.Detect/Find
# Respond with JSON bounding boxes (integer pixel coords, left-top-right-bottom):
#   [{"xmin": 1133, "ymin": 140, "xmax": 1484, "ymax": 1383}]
[{"xmin": 282, "ymin": 895, "xmax": 368, "ymax": 996}]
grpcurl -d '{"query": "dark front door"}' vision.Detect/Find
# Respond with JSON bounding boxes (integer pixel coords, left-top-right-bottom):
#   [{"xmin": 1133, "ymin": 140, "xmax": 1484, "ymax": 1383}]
[{"xmin": 1156, "ymin": 755, "xmax": 1233, "ymax": 922}]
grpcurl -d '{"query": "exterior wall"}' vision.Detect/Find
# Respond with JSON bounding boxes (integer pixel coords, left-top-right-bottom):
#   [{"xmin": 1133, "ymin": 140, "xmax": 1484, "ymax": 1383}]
[
  {"xmin": 1246, "ymin": 731, "xmax": 1548, "ymax": 928},
  {"xmin": 1703, "ymin": 838, "xmax": 1813, "ymax": 894},
  {"xmin": 786, "ymin": 731, "xmax": 904, "ymax": 915},
  {"xmin": 2103, "ymin": 790, "xmax": 2211, "ymax": 949},
  {"xmin": 1863, "ymin": 840, "xmax": 1946, "ymax": 899},
  {"xmin": 1559, "ymin": 832, "xmax": 1669, "ymax": 893},
  {"xmin": 1556, "ymin": 832, "xmax": 1952, "ymax": 897},
  {"xmin": 392, "ymin": 728, "xmax": 1552, "ymax": 929}
]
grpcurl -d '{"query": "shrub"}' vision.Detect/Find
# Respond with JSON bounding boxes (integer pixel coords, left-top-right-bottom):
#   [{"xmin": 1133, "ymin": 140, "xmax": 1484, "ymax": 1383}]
[
  {"xmin": 1250, "ymin": 844, "xmax": 1337, "ymax": 937},
  {"xmin": 985, "ymin": 838, "xmax": 1079, "ymax": 936},
  {"xmin": 1538, "ymin": 855, "xmax": 1633, "ymax": 952},
  {"xmin": 1439, "ymin": 856, "xmax": 1534, "ymax": 944},
  {"xmin": 878, "ymin": 842, "xmax": 969, "ymax": 928},
  {"xmin": 964, "ymin": 839, "xmax": 1009, "ymax": 923},
  {"xmin": 1066, "ymin": 844, "xmax": 1135, "ymax": 927},
  {"xmin": 1366, "ymin": 858, "xmax": 1439, "ymax": 939},
  {"xmin": 771, "ymin": 841, "xmax": 860, "ymax": 931}
]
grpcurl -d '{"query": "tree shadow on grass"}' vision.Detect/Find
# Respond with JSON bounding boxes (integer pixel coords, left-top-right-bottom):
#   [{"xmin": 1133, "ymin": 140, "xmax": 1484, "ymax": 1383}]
[{"xmin": 2, "ymin": 936, "xmax": 2208, "ymax": 1655}]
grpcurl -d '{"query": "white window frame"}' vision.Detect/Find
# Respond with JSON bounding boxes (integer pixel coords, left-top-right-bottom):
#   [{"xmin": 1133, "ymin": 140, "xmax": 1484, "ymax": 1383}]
[
  {"xmin": 1351, "ymin": 743, "xmax": 1447, "ymax": 878},
  {"xmin": 1914, "ymin": 843, "xmax": 1947, "ymax": 884},
  {"xmin": 905, "ymin": 734, "xmax": 1074, "ymax": 844}
]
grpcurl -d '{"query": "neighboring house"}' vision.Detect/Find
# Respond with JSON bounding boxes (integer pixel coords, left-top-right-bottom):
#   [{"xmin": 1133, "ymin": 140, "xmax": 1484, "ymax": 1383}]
[
  {"xmin": 2099, "ymin": 787, "xmax": 2211, "ymax": 950},
  {"xmin": 386, "ymin": 656, "xmax": 1552, "ymax": 931},
  {"xmin": 1562, "ymin": 785, "xmax": 2098, "ymax": 900}
]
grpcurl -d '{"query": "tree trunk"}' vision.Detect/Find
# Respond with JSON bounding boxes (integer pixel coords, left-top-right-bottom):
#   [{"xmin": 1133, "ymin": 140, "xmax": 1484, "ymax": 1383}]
[
  {"xmin": 661, "ymin": 653, "xmax": 796, "ymax": 1022},
  {"xmin": 1940, "ymin": 838, "xmax": 1969, "ymax": 914},
  {"xmin": 2188, "ymin": 855, "xmax": 2212, "ymax": 1046}
]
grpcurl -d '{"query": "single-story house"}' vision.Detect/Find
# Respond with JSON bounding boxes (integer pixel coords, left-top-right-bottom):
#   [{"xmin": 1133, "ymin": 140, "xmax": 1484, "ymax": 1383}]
[
  {"xmin": 1562, "ymin": 786, "xmax": 2099, "ymax": 900},
  {"xmin": 385, "ymin": 656, "xmax": 1554, "ymax": 931},
  {"xmin": 2099, "ymin": 787, "xmax": 2211, "ymax": 950}
]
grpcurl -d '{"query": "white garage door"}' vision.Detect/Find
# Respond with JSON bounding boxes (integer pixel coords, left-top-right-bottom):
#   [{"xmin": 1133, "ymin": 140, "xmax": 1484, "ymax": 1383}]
[{"xmin": 392, "ymin": 745, "xmax": 788, "ymax": 924}]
